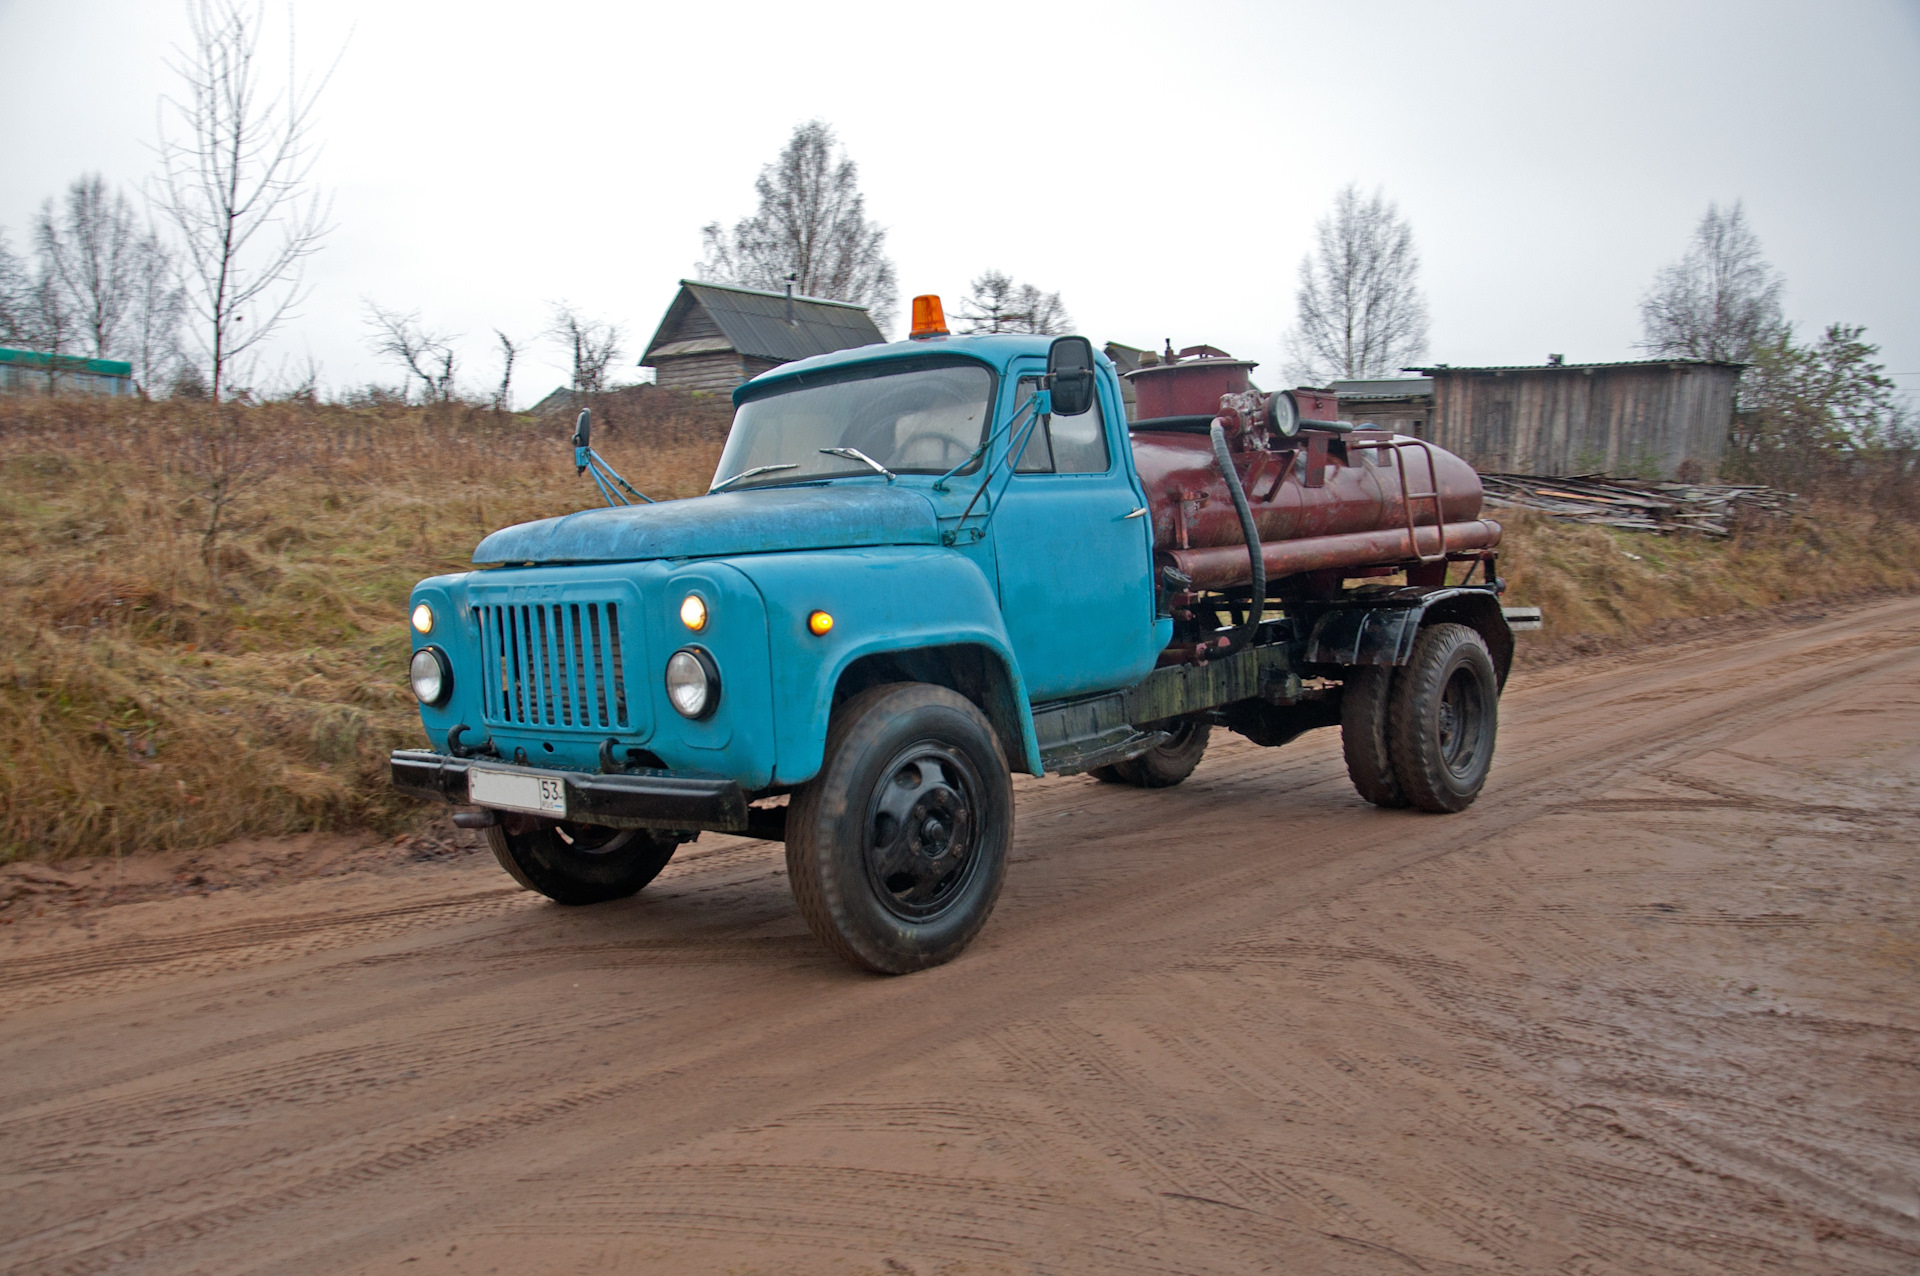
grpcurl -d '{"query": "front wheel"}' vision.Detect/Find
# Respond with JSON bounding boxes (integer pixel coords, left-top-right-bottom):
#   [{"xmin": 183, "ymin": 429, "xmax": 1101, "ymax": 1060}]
[
  {"xmin": 487, "ymin": 816, "xmax": 679, "ymax": 905},
  {"xmin": 785, "ymin": 683, "xmax": 1012, "ymax": 974},
  {"xmin": 1388, "ymin": 623, "xmax": 1499, "ymax": 813}
]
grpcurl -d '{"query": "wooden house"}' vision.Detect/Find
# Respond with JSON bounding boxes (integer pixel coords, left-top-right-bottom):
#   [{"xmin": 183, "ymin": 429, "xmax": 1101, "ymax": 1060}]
[
  {"xmin": 639, "ymin": 280, "xmax": 886, "ymax": 395},
  {"xmin": 1336, "ymin": 359, "xmax": 1742, "ymax": 478}
]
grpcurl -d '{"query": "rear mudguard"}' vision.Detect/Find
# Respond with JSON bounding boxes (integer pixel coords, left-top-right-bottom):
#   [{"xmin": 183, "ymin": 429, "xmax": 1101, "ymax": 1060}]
[{"xmin": 1301, "ymin": 586, "xmax": 1513, "ymax": 688}]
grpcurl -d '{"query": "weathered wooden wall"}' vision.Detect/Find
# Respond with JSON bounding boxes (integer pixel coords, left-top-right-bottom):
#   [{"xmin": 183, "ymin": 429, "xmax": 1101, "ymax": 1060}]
[
  {"xmin": 654, "ymin": 353, "xmax": 750, "ymax": 395},
  {"xmin": 1428, "ymin": 364, "xmax": 1738, "ymax": 477}
]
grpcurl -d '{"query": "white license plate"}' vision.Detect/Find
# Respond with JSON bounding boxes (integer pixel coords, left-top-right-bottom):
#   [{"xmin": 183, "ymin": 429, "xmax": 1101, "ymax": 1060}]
[{"xmin": 467, "ymin": 765, "xmax": 567, "ymax": 816}]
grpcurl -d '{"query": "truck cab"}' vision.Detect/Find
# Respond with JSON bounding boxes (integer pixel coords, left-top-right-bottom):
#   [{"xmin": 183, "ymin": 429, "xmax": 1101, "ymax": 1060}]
[{"xmin": 393, "ymin": 314, "xmax": 1510, "ymax": 974}]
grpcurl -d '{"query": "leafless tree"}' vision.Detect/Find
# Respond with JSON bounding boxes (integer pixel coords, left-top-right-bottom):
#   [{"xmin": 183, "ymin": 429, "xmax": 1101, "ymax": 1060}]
[
  {"xmin": 154, "ymin": 0, "xmax": 334, "ymax": 578},
  {"xmin": 1638, "ymin": 201, "xmax": 1784, "ymax": 363},
  {"xmin": 0, "ymin": 230, "xmax": 28, "ymax": 344},
  {"xmin": 364, "ymin": 302, "xmax": 458, "ymax": 403},
  {"xmin": 156, "ymin": 0, "xmax": 332, "ymax": 413},
  {"xmin": 699, "ymin": 120, "xmax": 898, "ymax": 332},
  {"xmin": 34, "ymin": 174, "xmax": 143, "ymax": 359},
  {"xmin": 20, "ymin": 269, "xmax": 80, "ymax": 392},
  {"xmin": 546, "ymin": 303, "xmax": 623, "ymax": 397},
  {"xmin": 492, "ymin": 329, "xmax": 520, "ymax": 413},
  {"xmin": 1285, "ymin": 184, "xmax": 1429, "ymax": 384},
  {"xmin": 125, "ymin": 229, "xmax": 185, "ymax": 395},
  {"xmin": 956, "ymin": 270, "xmax": 1072, "ymax": 335}
]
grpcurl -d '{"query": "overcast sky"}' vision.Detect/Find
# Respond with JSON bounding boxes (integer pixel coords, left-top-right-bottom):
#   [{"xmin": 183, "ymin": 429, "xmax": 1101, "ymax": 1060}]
[{"xmin": 2, "ymin": 0, "xmax": 1916, "ymax": 409}]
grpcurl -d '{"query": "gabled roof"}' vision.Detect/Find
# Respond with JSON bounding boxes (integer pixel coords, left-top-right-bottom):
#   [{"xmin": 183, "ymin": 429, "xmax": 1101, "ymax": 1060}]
[{"xmin": 640, "ymin": 280, "xmax": 885, "ymax": 367}]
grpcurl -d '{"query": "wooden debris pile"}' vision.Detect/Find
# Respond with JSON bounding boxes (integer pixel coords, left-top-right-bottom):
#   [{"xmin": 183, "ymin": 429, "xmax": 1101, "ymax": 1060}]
[{"xmin": 1479, "ymin": 473, "xmax": 1796, "ymax": 536}]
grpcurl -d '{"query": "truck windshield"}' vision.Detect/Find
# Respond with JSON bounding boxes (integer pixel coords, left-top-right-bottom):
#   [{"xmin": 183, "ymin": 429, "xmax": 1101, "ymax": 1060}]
[{"xmin": 713, "ymin": 361, "xmax": 993, "ymax": 490}]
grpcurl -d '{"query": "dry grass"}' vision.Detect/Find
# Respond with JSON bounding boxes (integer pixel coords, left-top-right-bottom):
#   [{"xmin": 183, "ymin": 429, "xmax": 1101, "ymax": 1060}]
[
  {"xmin": 1, "ymin": 392, "xmax": 728, "ymax": 861},
  {"xmin": 1496, "ymin": 500, "xmax": 1920, "ymax": 656},
  {"xmin": 4, "ymin": 392, "xmax": 1916, "ymax": 862}
]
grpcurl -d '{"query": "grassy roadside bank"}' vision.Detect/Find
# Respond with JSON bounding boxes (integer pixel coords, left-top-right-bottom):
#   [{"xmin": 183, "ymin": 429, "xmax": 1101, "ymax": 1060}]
[{"xmin": 5, "ymin": 396, "xmax": 1916, "ymax": 861}]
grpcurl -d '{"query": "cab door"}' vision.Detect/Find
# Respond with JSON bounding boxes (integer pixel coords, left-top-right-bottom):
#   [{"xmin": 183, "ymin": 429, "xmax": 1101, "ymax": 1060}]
[{"xmin": 989, "ymin": 363, "xmax": 1162, "ymax": 702}]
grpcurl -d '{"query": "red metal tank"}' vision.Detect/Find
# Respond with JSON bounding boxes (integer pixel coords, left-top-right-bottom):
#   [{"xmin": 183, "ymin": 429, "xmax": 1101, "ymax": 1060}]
[
  {"xmin": 1127, "ymin": 355, "xmax": 1259, "ymax": 420},
  {"xmin": 1131, "ymin": 426, "xmax": 1500, "ymax": 590}
]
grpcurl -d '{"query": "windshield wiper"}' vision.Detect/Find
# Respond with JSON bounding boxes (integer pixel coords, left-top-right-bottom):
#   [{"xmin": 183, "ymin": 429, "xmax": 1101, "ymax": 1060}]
[
  {"xmin": 708, "ymin": 463, "xmax": 799, "ymax": 494},
  {"xmin": 818, "ymin": 447, "xmax": 895, "ymax": 482}
]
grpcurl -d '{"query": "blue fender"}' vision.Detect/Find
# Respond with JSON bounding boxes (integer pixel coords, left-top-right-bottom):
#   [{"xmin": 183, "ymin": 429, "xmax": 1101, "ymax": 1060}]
[{"xmin": 724, "ymin": 546, "xmax": 1044, "ymax": 783}]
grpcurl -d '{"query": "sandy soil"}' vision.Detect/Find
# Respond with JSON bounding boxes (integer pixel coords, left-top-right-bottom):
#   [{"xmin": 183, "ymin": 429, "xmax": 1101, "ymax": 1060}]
[{"xmin": 2, "ymin": 596, "xmax": 1918, "ymax": 1275}]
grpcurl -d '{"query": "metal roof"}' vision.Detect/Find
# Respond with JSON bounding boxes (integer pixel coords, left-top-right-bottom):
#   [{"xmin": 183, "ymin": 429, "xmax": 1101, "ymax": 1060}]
[
  {"xmin": 1331, "ymin": 377, "xmax": 1433, "ymax": 400},
  {"xmin": 0, "ymin": 347, "xmax": 133, "ymax": 377},
  {"xmin": 641, "ymin": 280, "xmax": 885, "ymax": 367},
  {"xmin": 1404, "ymin": 358, "xmax": 1745, "ymax": 374}
]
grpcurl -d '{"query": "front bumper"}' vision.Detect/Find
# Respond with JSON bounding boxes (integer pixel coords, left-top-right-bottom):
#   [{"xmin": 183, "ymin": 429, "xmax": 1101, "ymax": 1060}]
[{"xmin": 390, "ymin": 749, "xmax": 751, "ymax": 833}]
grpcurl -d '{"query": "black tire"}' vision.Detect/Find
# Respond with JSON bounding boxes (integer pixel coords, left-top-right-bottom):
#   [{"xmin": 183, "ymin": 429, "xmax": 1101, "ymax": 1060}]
[
  {"xmin": 1341, "ymin": 666, "xmax": 1410, "ymax": 808},
  {"xmin": 785, "ymin": 683, "xmax": 1011, "ymax": 975},
  {"xmin": 1388, "ymin": 623, "xmax": 1499, "ymax": 813},
  {"xmin": 486, "ymin": 816, "xmax": 679, "ymax": 905},
  {"xmin": 1088, "ymin": 764, "xmax": 1130, "ymax": 785},
  {"xmin": 1107, "ymin": 720, "xmax": 1211, "ymax": 788}
]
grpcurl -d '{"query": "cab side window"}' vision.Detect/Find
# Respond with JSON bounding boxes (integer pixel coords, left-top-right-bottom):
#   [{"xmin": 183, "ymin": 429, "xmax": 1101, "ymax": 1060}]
[{"xmin": 1012, "ymin": 376, "xmax": 1110, "ymax": 475}]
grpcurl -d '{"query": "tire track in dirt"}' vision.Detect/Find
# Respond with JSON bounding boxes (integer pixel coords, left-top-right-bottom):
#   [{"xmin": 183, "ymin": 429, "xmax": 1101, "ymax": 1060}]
[{"xmin": 2, "ymin": 597, "xmax": 1917, "ymax": 1274}]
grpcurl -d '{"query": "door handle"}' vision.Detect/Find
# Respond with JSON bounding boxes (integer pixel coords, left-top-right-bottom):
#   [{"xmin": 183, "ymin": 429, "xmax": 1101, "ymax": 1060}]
[{"xmin": 1124, "ymin": 507, "xmax": 1148, "ymax": 519}]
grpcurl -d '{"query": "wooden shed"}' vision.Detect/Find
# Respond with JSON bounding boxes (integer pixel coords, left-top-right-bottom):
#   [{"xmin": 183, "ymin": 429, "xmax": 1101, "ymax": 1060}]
[
  {"xmin": 1339, "ymin": 360, "xmax": 1742, "ymax": 478},
  {"xmin": 639, "ymin": 280, "xmax": 885, "ymax": 395}
]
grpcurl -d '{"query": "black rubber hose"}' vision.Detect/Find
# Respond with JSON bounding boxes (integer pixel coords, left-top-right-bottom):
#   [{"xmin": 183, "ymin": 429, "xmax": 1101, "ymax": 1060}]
[{"xmin": 1210, "ymin": 421, "xmax": 1265, "ymax": 651}]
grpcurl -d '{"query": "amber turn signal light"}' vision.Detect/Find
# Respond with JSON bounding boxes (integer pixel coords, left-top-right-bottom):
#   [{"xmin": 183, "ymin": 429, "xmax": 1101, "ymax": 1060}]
[
  {"xmin": 807, "ymin": 610, "xmax": 834, "ymax": 636},
  {"xmin": 679, "ymin": 594, "xmax": 708, "ymax": 631},
  {"xmin": 909, "ymin": 295, "xmax": 948, "ymax": 339}
]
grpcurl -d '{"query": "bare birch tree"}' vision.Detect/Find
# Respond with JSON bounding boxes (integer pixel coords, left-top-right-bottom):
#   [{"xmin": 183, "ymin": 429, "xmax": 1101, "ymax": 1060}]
[
  {"xmin": 1638, "ymin": 201, "xmax": 1784, "ymax": 363},
  {"xmin": 1285, "ymin": 184, "xmax": 1429, "ymax": 384},
  {"xmin": 154, "ymin": 0, "xmax": 333, "ymax": 577},
  {"xmin": 957, "ymin": 270, "xmax": 1072, "ymax": 335},
  {"xmin": 699, "ymin": 120, "xmax": 898, "ymax": 332},
  {"xmin": 547, "ymin": 304, "xmax": 623, "ymax": 397},
  {"xmin": 125, "ymin": 229, "xmax": 186, "ymax": 394},
  {"xmin": 364, "ymin": 302, "xmax": 458, "ymax": 403},
  {"xmin": 34, "ymin": 174, "xmax": 142, "ymax": 359}
]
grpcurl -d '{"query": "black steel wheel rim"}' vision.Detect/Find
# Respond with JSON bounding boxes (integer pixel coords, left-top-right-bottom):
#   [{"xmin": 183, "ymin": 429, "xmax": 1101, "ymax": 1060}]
[
  {"xmin": 862, "ymin": 741, "xmax": 983, "ymax": 922},
  {"xmin": 554, "ymin": 822, "xmax": 635, "ymax": 856},
  {"xmin": 1437, "ymin": 665, "xmax": 1487, "ymax": 778}
]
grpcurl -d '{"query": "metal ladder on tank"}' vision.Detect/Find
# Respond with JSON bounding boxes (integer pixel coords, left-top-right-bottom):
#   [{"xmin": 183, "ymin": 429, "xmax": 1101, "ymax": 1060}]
[{"xmin": 1348, "ymin": 435, "xmax": 1449, "ymax": 564}]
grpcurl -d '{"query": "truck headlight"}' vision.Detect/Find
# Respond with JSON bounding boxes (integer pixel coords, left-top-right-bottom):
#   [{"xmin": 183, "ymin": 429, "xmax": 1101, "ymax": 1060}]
[
  {"xmin": 665, "ymin": 647, "xmax": 720, "ymax": 719},
  {"xmin": 410, "ymin": 646, "xmax": 452, "ymax": 707}
]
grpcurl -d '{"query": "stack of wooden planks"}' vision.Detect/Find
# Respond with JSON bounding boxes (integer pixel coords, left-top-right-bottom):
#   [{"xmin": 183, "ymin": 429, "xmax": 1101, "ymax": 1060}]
[{"xmin": 1479, "ymin": 473, "xmax": 1796, "ymax": 536}]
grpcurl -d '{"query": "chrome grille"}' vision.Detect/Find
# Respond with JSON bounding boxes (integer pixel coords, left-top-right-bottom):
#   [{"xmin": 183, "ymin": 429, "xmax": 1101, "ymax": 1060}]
[{"xmin": 475, "ymin": 601, "xmax": 630, "ymax": 729}]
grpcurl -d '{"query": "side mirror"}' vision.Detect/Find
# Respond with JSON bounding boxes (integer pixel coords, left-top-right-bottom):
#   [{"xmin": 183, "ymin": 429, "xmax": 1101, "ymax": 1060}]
[
  {"xmin": 571, "ymin": 409, "xmax": 591, "ymax": 475},
  {"xmin": 1046, "ymin": 335, "xmax": 1096, "ymax": 417}
]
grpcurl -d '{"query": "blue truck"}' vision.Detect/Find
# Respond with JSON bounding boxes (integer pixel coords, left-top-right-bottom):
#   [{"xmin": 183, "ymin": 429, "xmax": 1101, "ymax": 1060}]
[{"xmin": 392, "ymin": 306, "xmax": 1511, "ymax": 973}]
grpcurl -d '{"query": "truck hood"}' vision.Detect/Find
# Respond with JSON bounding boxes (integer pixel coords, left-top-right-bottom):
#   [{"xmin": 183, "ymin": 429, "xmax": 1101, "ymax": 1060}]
[{"xmin": 472, "ymin": 484, "xmax": 942, "ymax": 565}]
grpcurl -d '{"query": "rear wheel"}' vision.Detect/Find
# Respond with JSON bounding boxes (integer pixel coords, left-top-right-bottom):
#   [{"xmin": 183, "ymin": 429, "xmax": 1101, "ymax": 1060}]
[
  {"xmin": 1389, "ymin": 623, "xmax": 1499, "ymax": 813},
  {"xmin": 786, "ymin": 683, "xmax": 1011, "ymax": 975},
  {"xmin": 1101, "ymin": 720, "xmax": 1211, "ymax": 788},
  {"xmin": 1341, "ymin": 666, "xmax": 1409, "ymax": 808},
  {"xmin": 487, "ymin": 817, "xmax": 680, "ymax": 905}
]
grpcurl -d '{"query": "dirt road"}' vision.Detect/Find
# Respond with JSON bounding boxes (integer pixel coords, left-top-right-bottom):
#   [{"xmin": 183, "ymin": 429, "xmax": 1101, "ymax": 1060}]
[{"xmin": 4, "ymin": 598, "xmax": 1918, "ymax": 1275}]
